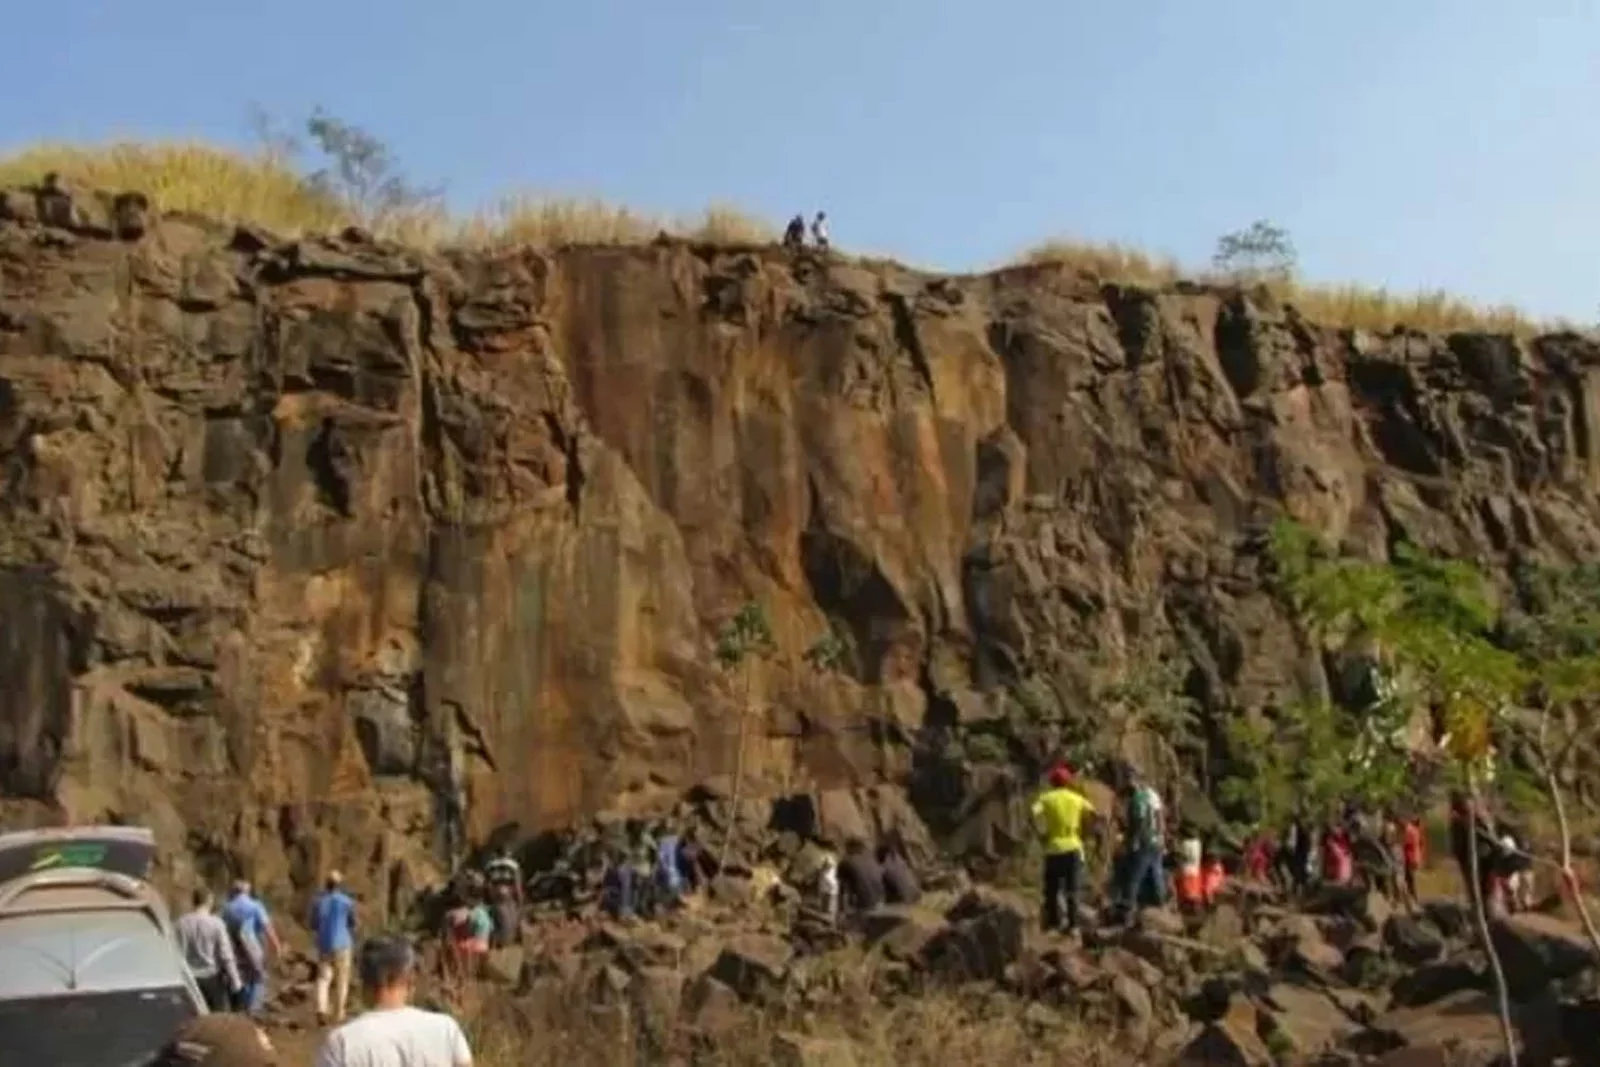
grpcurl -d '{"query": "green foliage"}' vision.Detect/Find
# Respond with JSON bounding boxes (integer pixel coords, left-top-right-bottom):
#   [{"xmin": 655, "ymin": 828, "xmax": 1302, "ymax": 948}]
[
  {"xmin": 966, "ymin": 733, "xmax": 1009, "ymax": 765},
  {"xmin": 1081, "ymin": 635, "xmax": 1201, "ymax": 779},
  {"xmin": 301, "ymin": 107, "xmax": 442, "ymax": 225},
  {"xmin": 1212, "ymin": 219, "xmax": 1297, "ymax": 280},
  {"xmin": 803, "ymin": 625, "xmax": 852, "ymax": 673},
  {"xmin": 1269, "ymin": 518, "xmax": 1522, "ymax": 770},
  {"xmin": 1218, "ymin": 697, "xmax": 1402, "ymax": 827},
  {"xmin": 715, "ymin": 601, "xmax": 774, "ymax": 670}
]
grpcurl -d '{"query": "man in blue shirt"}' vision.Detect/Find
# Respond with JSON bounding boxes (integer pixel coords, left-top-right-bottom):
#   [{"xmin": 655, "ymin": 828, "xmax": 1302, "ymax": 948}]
[
  {"xmin": 309, "ymin": 870, "xmax": 358, "ymax": 1025},
  {"xmin": 221, "ymin": 879, "xmax": 282, "ymax": 1015}
]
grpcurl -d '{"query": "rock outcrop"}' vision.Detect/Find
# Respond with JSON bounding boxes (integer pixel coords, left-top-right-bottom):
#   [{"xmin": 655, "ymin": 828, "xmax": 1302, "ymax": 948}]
[{"xmin": 5, "ymin": 184, "xmax": 1600, "ymax": 914}]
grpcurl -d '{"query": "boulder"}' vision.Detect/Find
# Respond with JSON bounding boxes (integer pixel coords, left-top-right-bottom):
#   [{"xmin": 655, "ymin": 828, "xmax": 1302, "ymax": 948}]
[
  {"xmin": 1366, "ymin": 990, "xmax": 1516, "ymax": 1066},
  {"xmin": 1288, "ymin": 924, "xmax": 1345, "ymax": 981},
  {"xmin": 860, "ymin": 905, "xmax": 944, "ymax": 962},
  {"xmin": 708, "ymin": 933, "xmax": 795, "ymax": 1002},
  {"xmin": 1383, "ymin": 914, "xmax": 1445, "ymax": 967},
  {"xmin": 1260, "ymin": 983, "xmax": 1358, "ymax": 1056},
  {"xmin": 1488, "ymin": 912, "xmax": 1598, "ymax": 998},
  {"xmin": 921, "ymin": 890, "xmax": 1026, "ymax": 983},
  {"xmin": 1109, "ymin": 973, "xmax": 1155, "ymax": 1044},
  {"xmin": 1421, "ymin": 899, "xmax": 1470, "ymax": 940},
  {"xmin": 1389, "ymin": 959, "xmax": 1483, "ymax": 1008}
]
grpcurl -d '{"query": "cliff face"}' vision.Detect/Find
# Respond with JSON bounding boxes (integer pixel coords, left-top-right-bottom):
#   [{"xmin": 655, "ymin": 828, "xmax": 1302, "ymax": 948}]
[{"xmin": 4, "ymin": 187, "xmax": 1600, "ymax": 916}]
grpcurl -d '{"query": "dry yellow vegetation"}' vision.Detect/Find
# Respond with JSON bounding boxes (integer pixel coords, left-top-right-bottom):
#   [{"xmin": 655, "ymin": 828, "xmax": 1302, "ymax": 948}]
[
  {"xmin": 0, "ymin": 141, "xmax": 774, "ymax": 250},
  {"xmin": 1019, "ymin": 237, "xmax": 1546, "ymax": 336},
  {"xmin": 0, "ymin": 140, "xmax": 1560, "ymax": 336},
  {"xmin": 447, "ymin": 965, "xmax": 1126, "ymax": 1067}
]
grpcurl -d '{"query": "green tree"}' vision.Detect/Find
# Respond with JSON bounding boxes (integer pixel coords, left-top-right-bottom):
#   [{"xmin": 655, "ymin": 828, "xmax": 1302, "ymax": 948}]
[
  {"xmin": 1269, "ymin": 518, "xmax": 1522, "ymax": 1064},
  {"xmin": 713, "ymin": 601, "xmax": 775, "ymax": 877},
  {"xmin": 245, "ymin": 104, "xmax": 441, "ymax": 228},
  {"xmin": 1212, "ymin": 219, "xmax": 1297, "ymax": 281},
  {"xmin": 1502, "ymin": 563, "xmax": 1600, "ymax": 957}
]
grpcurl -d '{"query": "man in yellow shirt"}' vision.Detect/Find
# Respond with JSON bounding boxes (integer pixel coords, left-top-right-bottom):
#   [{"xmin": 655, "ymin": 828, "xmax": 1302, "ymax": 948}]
[{"xmin": 1031, "ymin": 763, "xmax": 1095, "ymax": 934}]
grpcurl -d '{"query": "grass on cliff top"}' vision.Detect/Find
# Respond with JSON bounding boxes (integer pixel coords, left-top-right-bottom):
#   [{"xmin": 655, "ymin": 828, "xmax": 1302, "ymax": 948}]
[
  {"xmin": 0, "ymin": 141, "xmax": 775, "ymax": 249},
  {"xmin": 0, "ymin": 140, "xmax": 1552, "ymax": 336},
  {"xmin": 1020, "ymin": 237, "xmax": 1538, "ymax": 336}
]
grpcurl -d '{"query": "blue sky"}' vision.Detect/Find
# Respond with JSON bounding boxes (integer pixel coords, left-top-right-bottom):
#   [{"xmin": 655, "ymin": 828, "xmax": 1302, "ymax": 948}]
[{"xmin": 3, "ymin": 1, "xmax": 1597, "ymax": 318}]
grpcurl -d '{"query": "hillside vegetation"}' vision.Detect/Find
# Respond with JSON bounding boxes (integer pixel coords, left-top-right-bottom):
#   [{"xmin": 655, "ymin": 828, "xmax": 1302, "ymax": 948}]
[{"xmin": 0, "ymin": 137, "xmax": 1554, "ymax": 336}]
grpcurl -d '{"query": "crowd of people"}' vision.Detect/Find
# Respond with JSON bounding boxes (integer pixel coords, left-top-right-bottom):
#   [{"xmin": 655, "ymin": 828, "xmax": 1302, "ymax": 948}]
[
  {"xmin": 586, "ymin": 820, "xmax": 922, "ymax": 926},
  {"xmin": 1029, "ymin": 762, "xmax": 1540, "ymax": 936}
]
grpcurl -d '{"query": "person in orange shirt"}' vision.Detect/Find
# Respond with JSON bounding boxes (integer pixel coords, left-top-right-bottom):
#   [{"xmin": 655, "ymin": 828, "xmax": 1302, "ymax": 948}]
[
  {"xmin": 1174, "ymin": 831, "xmax": 1204, "ymax": 913},
  {"xmin": 1200, "ymin": 849, "xmax": 1226, "ymax": 907},
  {"xmin": 1399, "ymin": 814, "xmax": 1425, "ymax": 912}
]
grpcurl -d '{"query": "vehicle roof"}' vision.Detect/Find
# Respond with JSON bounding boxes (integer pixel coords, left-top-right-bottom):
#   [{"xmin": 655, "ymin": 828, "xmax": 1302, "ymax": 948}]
[{"xmin": 0, "ymin": 907, "xmax": 191, "ymax": 998}]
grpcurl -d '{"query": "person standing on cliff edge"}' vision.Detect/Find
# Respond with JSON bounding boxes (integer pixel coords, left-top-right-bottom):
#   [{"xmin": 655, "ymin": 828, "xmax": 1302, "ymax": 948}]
[
  {"xmin": 811, "ymin": 211, "xmax": 829, "ymax": 253},
  {"xmin": 1031, "ymin": 762, "xmax": 1095, "ymax": 935}
]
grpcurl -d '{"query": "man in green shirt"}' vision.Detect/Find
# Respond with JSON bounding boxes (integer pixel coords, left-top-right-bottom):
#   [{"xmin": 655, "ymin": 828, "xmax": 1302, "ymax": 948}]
[{"xmin": 1031, "ymin": 763, "xmax": 1095, "ymax": 934}]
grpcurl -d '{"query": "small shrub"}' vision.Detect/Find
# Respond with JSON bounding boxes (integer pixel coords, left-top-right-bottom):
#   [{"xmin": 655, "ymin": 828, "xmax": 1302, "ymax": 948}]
[{"xmin": 1212, "ymin": 219, "xmax": 1297, "ymax": 280}]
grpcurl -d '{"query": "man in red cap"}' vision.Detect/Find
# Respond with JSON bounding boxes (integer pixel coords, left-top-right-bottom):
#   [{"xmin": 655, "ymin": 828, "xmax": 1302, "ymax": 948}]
[{"xmin": 1031, "ymin": 762, "xmax": 1095, "ymax": 934}]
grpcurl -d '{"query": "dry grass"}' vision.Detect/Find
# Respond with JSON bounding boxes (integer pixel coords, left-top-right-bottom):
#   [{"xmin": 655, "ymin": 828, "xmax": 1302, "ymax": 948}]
[
  {"xmin": 1020, "ymin": 237, "xmax": 1552, "ymax": 336},
  {"xmin": 0, "ymin": 141, "xmax": 352, "ymax": 234},
  {"xmin": 1018, "ymin": 239, "xmax": 1183, "ymax": 289},
  {"xmin": 0, "ymin": 140, "xmax": 1561, "ymax": 336},
  {"xmin": 459, "ymin": 194, "xmax": 775, "ymax": 250},
  {"xmin": 449, "ymin": 970, "xmax": 1126, "ymax": 1067},
  {"xmin": 0, "ymin": 140, "xmax": 773, "ymax": 251}
]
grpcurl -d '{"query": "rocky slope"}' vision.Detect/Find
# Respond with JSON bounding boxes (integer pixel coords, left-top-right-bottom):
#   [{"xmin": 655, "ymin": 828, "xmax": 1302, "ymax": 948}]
[{"xmin": 4, "ymin": 184, "xmax": 1600, "ymax": 916}]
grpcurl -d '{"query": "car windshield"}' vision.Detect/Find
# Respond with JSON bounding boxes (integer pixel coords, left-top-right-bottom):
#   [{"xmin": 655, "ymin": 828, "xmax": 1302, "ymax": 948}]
[{"xmin": 0, "ymin": 986, "xmax": 196, "ymax": 1067}]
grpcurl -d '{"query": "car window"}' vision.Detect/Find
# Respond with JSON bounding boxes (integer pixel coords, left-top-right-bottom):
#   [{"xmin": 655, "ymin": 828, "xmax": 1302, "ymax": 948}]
[
  {"xmin": 0, "ymin": 909, "xmax": 191, "ymax": 997},
  {"xmin": 0, "ymin": 986, "xmax": 196, "ymax": 1067}
]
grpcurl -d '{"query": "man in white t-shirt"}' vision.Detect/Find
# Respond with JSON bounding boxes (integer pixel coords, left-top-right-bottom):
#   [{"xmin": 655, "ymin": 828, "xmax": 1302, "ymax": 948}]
[{"xmin": 314, "ymin": 936, "xmax": 472, "ymax": 1067}]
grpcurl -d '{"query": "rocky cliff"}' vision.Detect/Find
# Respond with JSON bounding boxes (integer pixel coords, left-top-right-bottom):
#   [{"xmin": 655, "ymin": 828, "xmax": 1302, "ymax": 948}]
[{"xmin": 3, "ymin": 185, "xmax": 1599, "ymax": 917}]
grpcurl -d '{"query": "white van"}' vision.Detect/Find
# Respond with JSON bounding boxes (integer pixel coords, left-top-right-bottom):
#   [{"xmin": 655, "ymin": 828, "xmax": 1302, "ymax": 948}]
[{"xmin": 0, "ymin": 826, "xmax": 207, "ymax": 1065}]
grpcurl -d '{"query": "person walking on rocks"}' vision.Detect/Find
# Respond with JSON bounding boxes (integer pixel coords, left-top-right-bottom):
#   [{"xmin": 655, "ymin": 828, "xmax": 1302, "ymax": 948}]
[
  {"xmin": 1116, "ymin": 767, "xmax": 1167, "ymax": 920},
  {"xmin": 314, "ymin": 936, "xmax": 473, "ymax": 1067},
  {"xmin": 1031, "ymin": 762, "xmax": 1094, "ymax": 934},
  {"xmin": 309, "ymin": 871, "xmax": 358, "ymax": 1026},
  {"xmin": 222, "ymin": 880, "xmax": 282, "ymax": 1016},
  {"xmin": 1280, "ymin": 813, "xmax": 1314, "ymax": 894},
  {"xmin": 175, "ymin": 887, "xmax": 242, "ymax": 1013}
]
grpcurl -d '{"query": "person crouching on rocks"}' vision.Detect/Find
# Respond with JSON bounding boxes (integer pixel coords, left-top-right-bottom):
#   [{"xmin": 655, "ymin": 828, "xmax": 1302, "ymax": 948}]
[{"xmin": 1031, "ymin": 762, "xmax": 1095, "ymax": 935}]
